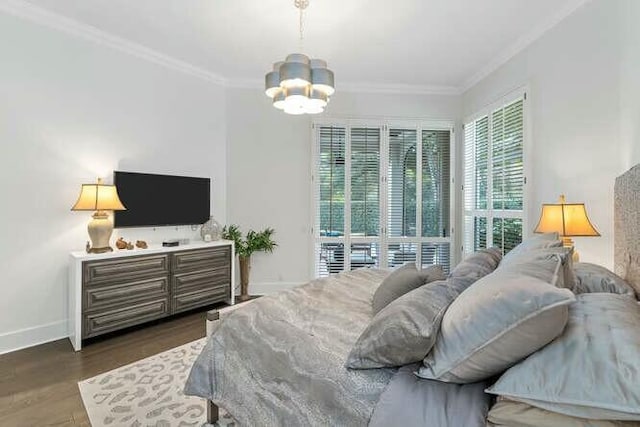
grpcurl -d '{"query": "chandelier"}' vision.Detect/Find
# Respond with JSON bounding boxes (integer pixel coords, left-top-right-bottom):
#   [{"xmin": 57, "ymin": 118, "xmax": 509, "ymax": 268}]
[{"xmin": 264, "ymin": 0, "xmax": 335, "ymax": 115}]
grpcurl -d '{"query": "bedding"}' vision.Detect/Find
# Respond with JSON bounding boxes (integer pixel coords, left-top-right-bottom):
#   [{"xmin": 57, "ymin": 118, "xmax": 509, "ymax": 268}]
[
  {"xmin": 501, "ymin": 232, "xmax": 561, "ymax": 263},
  {"xmin": 573, "ymin": 262, "xmax": 636, "ymax": 297},
  {"xmin": 487, "ymin": 399, "xmax": 640, "ymax": 427},
  {"xmin": 347, "ymin": 279, "xmax": 462, "ymax": 369},
  {"xmin": 369, "ymin": 364, "xmax": 491, "ymax": 427},
  {"xmin": 371, "ymin": 263, "xmax": 444, "ymax": 314},
  {"xmin": 418, "ymin": 270, "xmax": 574, "ymax": 383},
  {"xmin": 499, "ymin": 245, "xmax": 574, "ymax": 288},
  {"xmin": 185, "ymin": 269, "xmax": 397, "ymax": 426},
  {"xmin": 183, "ymin": 164, "xmax": 640, "ymax": 426},
  {"xmin": 348, "ymin": 250, "xmax": 501, "ymax": 370},
  {"xmin": 447, "ymin": 246, "xmax": 503, "ymax": 286},
  {"xmin": 487, "ymin": 293, "xmax": 640, "ymax": 421}
]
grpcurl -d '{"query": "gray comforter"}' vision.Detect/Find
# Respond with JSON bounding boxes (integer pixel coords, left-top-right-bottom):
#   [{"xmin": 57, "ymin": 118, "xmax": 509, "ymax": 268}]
[
  {"xmin": 185, "ymin": 269, "xmax": 396, "ymax": 426},
  {"xmin": 185, "ymin": 268, "xmax": 491, "ymax": 426}
]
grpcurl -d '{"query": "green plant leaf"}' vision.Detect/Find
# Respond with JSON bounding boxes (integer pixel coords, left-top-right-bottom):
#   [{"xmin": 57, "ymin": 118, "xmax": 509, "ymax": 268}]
[{"xmin": 221, "ymin": 224, "xmax": 277, "ymax": 258}]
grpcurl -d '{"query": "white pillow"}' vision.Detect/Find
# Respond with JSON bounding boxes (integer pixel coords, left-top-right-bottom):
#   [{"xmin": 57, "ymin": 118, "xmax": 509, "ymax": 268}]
[
  {"xmin": 417, "ymin": 270, "xmax": 575, "ymax": 383},
  {"xmin": 487, "ymin": 294, "xmax": 640, "ymax": 421}
]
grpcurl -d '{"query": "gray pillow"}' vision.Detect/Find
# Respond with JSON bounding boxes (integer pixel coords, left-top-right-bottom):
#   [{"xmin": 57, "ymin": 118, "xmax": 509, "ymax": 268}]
[
  {"xmin": 347, "ymin": 248, "xmax": 502, "ymax": 369},
  {"xmin": 499, "ymin": 246, "xmax": 575, "ymax": 289},
  {"xmin": 417, "ymin": 271, "xmax": 575, "ymax": 383},
  {"xmin": 372, "ymin": 264, "xmax": 445, "ymax": 314},
  {"xmin": 501, "ymin": 233, "xmax": 562, "ymax": 264},
  {"xmin": 347, "ymin": 280, "xmax": 458, "ymax": 369},
  {"xmin": 573, "ymin": 263, "xmax": 636, "ymax": 297},
  {"xmin": 449, "ymin": 247, "xmax": 503, "ymax": 290},
  {"xmin": 487, "ymin": 294, "xmax": 640, "ymax": 421}
]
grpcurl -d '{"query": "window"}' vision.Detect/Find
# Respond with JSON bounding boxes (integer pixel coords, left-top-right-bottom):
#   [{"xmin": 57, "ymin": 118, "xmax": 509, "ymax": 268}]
[
  {"xmin": 313, "ymin": 120, "xmax": 453, "ymax": 277},
  {"xmin": 463, "ymin": 91, "xmax": 527, "ymax": 255}
]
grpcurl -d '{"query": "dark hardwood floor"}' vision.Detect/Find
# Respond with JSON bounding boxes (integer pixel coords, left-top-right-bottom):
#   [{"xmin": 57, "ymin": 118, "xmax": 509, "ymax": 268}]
[{"xmin": 0, "ymin": 310, "xmax": 209, "ymax": 427}]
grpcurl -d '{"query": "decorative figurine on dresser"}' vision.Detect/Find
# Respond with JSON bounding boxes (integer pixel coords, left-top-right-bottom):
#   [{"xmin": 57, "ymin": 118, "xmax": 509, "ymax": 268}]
[{"xmin": 115, "ymin": 238, "xmax": 128, "ymax": 250}]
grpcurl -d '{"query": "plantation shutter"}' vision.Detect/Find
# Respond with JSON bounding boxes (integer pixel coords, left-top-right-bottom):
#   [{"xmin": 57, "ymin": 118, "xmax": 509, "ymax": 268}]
[
  {"xmin": 464, "ymin": 120, "xmax": 475, "ymax": 253},
  {"xmin": 350, "ymin": 128, "xmax": 381, "ymax": 238},
  {"xmin": 314, "ymin": 121, "xmax": 453, "ymax": 277},
  {"xmin": 318, "ymin": 126, "xmax": 346, "ymax": 236},
  {"xmin": 421, "ymin": 129, "xmax": 451, "ymax": 272},
  {"xmin": 464, "ymin": 116, "xmax": 490, "ymax": 253},
  {"xmin": 350, "ymin": 127, "xmax": 381, "ymax": 270},
  {"xmin": 491, "ymin": 99, "xmax": 524, "ymax": 252},
  {"xmin": 387, "ymin": 128, "xmax": 418, "ymax": 266},
  {"xmin": 463, "ymin": 94, "xmax": 526, "ymax": 255},
  {"xmin": 387, "ymin": 128, "xmax": 418, "ymax": 238},
  {"xmin": 316, "ymin": 126, "xmax": 346, "ymax": 276}
]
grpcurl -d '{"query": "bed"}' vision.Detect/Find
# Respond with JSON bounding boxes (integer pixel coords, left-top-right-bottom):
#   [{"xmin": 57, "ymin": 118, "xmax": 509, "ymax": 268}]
[{"xmin": 185, "ymin": 164, "xmax": 640, "ymax": 426}]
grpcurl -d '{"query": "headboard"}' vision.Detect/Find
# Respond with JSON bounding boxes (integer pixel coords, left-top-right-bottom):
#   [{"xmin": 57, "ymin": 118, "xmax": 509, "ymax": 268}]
[{"xmin": 614, "ymin": 163, "xmax": 640, "ymax": 295}]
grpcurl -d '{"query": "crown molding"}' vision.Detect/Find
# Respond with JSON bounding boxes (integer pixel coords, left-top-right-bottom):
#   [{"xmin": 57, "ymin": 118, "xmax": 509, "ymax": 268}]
[
  {"xmin": 2, "ymin": 0, "xmax": 456, "ymax": 95},
  {"xmin": 225, "ymin": 78, "xmax": 264, "ymax": 90},
  {"xmin": 0, "ymin": 0, "xmax": 228, "ymax": 85},
  {"xmin": 460, "ymin": 0, "xmax": 592, "ymax": 93},
  {"xmin": 2, "ymin": 0, "xmax": 589, "ymax": 97},
  {"xmin": 227, "ymin": 78, "xmax": 461, "ymax": 96},
  {"xmin": 338, "ymin": 82, "xmax": 461, "ymax": 96}
]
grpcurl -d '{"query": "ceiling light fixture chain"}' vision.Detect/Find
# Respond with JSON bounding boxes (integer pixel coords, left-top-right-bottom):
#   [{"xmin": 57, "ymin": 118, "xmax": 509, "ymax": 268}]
[
  {"xmin": 297, "ymin": 0, "xmax": 306, "ymax": 51},
  {"xmin": 264, "ymin": 0, "xmax": 335, "ymax": 115}
]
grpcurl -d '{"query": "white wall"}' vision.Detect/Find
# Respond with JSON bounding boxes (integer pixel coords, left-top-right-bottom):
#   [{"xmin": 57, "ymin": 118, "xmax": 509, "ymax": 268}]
[
  {"xmin": 462, "ymin": 0, "xmax": 626, "ymax": 268},
  {"xmin": 226, "ymin": 88, "xmax": 461, "ymax": 292},
  {"xmin": 0, "ymin": 13, "xmax": 226, "ymax": 354},
  {"xmin": 620, "ymin": 0, "xmax": 640, "ymax": 168}
]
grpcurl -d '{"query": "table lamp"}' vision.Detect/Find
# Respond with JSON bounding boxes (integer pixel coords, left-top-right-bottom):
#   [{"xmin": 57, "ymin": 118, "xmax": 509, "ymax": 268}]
[
  {"xmin": 534, "ymin": 194, "xmax": 600, "ymax": 262},
  {"xmin": 71, "ymin": 178, "xmax": 126, "ymax": 253}
]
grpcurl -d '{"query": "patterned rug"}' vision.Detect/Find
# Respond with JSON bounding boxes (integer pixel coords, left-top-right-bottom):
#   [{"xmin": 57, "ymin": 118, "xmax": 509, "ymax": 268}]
[{"xmin": 78, "ymin": 338, "xmax": 235, "ymax": 427}]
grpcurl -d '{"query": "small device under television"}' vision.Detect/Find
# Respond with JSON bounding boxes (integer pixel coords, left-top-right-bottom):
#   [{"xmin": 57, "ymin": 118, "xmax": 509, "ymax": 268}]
[{"xmin": 113, "ymin": 171, "xmax": 210, "ymax": 228}]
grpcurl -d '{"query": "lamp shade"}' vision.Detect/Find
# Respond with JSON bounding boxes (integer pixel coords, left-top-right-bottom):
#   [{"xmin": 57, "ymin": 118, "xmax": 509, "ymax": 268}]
[
  {"xmin": 534, "ymin": 195, "xmax": 599, "ymax": 237},
  {"xmin": 71, "ymin": 178, "xmax": 126, "ymax": 211},
  {"xmin": 265, "ymin": 61, "xmax": 284, "ymax": 98}
]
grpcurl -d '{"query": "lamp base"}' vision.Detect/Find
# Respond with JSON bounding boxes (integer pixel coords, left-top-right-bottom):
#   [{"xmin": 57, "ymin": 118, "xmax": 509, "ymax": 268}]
[
  {"xmin": 87, "ymin": 211, "xmax": 114, "ymax": 254},
  {"xmin": 87, "ymin": 246, "xmax": 114, "ymax": 254},
  {"xmin": 561, "ymin": 237, "xmax": 580, "ymax": 262}
]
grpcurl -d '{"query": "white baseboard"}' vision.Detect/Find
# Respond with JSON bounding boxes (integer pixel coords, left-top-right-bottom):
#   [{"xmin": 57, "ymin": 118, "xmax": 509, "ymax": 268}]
[
  {"xmin": 250, "ymin": 282, "xmax": 302, "ymax": 295},
  {"xmin": 0, "ymin": 320, "xmax": 68, "ymax": 355}
]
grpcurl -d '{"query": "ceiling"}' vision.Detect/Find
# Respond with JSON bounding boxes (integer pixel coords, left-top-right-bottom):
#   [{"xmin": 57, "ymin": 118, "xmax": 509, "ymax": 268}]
[{"xmin": 22, "ymin": 0, "xmax": 587, "ymax": 92}]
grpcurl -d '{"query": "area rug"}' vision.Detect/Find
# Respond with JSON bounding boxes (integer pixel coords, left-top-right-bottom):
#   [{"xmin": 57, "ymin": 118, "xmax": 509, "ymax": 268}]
[{"xmin": 78, "ymin": 338, "xmax": 235, "ymax": 426}]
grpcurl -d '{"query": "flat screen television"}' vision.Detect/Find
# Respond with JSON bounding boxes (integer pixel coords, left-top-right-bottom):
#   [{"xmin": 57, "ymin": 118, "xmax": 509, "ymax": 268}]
[{"xmin": 113, "ymin": 171, "xmax": 210, "ymax": 228}]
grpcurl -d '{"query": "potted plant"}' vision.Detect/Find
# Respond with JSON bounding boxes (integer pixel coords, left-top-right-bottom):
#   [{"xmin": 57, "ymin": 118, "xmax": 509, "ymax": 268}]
[{"xmin": 222, "ymin": 225, "xmax": 277, "ymax": 302}]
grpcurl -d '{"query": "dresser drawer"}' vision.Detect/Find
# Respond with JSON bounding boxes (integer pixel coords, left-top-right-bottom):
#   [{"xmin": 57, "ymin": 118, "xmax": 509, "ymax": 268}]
[
  {"xmin": 82, "ymin": 297, "xmax": 170, "ymax": 339},
  {"xmin": 83, "ymin": 276, "xmax": 170, "ymax": 312},
  {"xmin": 173, "ymin": 268, "xmax": 230, "ymax": 295},
  {"xmin": 83, "ymin": 255, "xmax": 169, "ymax": 285},
  {"xmin": 172, "ymin": 287, "xmax": 230, "ymax": 314},
  {"xmin": 172, "ymin": 247, "xmax": 230, "ymax": 273}
]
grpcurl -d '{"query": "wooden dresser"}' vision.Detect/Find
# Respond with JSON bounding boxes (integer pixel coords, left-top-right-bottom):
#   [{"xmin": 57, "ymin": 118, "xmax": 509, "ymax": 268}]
[{"xmin": 68, "ymin": 240, "xmax": 235, "ymax": 351}]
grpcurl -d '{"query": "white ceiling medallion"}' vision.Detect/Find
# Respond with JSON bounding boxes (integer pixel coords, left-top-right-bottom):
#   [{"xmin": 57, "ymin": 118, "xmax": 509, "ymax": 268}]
[{"xmin": 264, "ymin": 0, "xmax": 335, "ymax": 115}]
